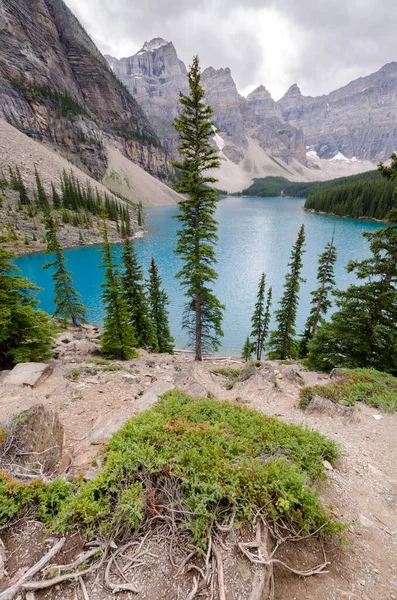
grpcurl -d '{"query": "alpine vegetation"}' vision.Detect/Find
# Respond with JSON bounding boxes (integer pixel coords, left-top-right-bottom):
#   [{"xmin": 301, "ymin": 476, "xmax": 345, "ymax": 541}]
[{"xmin": 173, "ymin": 56, "xmax": 224, "ymax": 361}]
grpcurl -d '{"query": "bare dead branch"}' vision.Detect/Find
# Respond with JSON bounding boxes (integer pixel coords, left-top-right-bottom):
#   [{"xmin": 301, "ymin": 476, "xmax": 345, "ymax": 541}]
[
  {"xmin": 0, "ymin": 538, "xmax": 65, "ymax": 600},
  {"xmin": 212, "ymin": 543, "xmax": 226, "ymax": 600}
]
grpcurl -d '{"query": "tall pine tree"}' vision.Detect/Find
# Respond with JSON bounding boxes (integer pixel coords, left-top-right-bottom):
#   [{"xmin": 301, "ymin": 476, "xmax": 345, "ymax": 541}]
[
  {"xmin": 269, "ymin": 225, "xmax": 306, "ymax": 359},
  {"xmin": 307, "ymin": 209, "xmax": 397, "ymax": 373},
  {"xmin": 173, "ymin": 56, "xmax": 224, "ymax": 360},
  {"xmin": 43, "ymin": 215, "xmax": 87, "ymax": 327},
  {"xmin": 0, "ymin": 248, "xmax": 53, "ymax": 368},
  {"xmin": 147, "ymin": 257, "xmax": 174, "ymax": 353},
  {"xmin": 251, "ymin": 273, "xmax": 272, "ymax": 361},
  {"xmin": 35, "ymin": 167, "xmax": 50, "ymax": 213},
  {"xmin": 121, "ymin": 238, "xmax": 157, "ymax": 350},
  {"xmin": 100, "ymin": 220, "xmax": 137, "ymax": 359},
  {"xmin": 300, "ymin": 230, "xmax": 337, "ymax": 357}
]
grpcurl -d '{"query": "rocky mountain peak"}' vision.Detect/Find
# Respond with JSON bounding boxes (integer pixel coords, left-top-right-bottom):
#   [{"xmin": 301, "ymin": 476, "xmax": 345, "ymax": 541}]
[
  {"xmin": 139, "ymin": 38, "xmax": 170, "ymax": 54},
  {"xmin": 283, "ymin": 83, "xmax": 303, "ymax": 98},
  {"xmin": 247, "ymin": 85, "xmax": 272, "ymax": 100}
]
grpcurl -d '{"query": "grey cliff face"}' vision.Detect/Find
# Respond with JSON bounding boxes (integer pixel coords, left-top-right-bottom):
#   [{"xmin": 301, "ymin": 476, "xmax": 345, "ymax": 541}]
[
  {"xmin": 246, "ymin": 85, "xmax": 306, "ymax": 165},
  {"xmin": 201, "ymin": 66, "xmax": 248, "ymax": 163},
  {"xmin": 0, "ymin": 0, "xmax": 172, "ymax": 181},
  {"xmin": 278, "ymin": 65, "xmax": 397, "ymax": 160},
  {"xmin": 108, "ymin": 41, "xmax": 305, "ymax": 165},
  {"xmin": 107, "ymin": 40, "xmax": 188, "ymax": 157}
]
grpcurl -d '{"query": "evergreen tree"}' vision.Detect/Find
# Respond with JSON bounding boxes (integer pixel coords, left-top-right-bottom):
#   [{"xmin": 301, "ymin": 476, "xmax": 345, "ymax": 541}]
[
  {"xmin": 269, "ymin": 225, "xmax": 306, "ymax": 359},
  {"xmin": 250, "ymin": 273, "xmax": 267, "ymax": 360},
  {"xmin": 241, "ymin": 336, "xmax": 255, "ymax": 362},
  {"xmin": 173, "ymin": 55, "xmax": 224, "ymax": 360},
  {"xmin": 43, "ymin": 215, "xmax": 87, "ymax": 327},
  {"xmin": 300, "ymin": 230, "xmax": 337, "ymax": 357},
  {"xmin": 100, "ymin": 220, "xmax": 137, "ymax": 359},
  {"xmin": 147, "ymin": 257, "xmax": 175, "ymax": 353},
  {"xmin": 121, "ymin": 238, "xmax": 156, "ymax": 350},
  {"xmin": 307, "ymin": 209, "xmax": 397, "ymax": 373},
  {"xmin": 0, "ymin": 248, "xmax": 53, "ymax": 368},
  {"xmin": 51, "ymin": 183, "xmax": 62, "ymax": 209},
  {"xmin": 137, "ymin": 201, "xmax": 144, "ymax": 227},
  {"xmin": 9, "ymin": 166, "xmax": 30, "ymax": 205},
  {"xmin": 35, "ymin": 167, "xmax": 50, "ymax": 213}
]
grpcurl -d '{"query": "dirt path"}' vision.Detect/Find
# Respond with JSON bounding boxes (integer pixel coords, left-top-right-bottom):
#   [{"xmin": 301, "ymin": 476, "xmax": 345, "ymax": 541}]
[{"xmin": 0, "ymin": 331, "xmax": 396, "ymax": 599}]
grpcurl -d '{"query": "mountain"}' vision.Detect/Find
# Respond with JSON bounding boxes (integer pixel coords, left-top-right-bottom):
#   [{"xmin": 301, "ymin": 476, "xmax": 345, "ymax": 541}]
[
  {"xmin": 277, "ymin": 63, "xmax": 397, "ymax": 161},
  {"xmin": 107, "ymin": 39, "xmax": 382, "ymax": 192},
  {"xmin": 107, "ymin": 40, "xmax": 305, "ymax": 166},
  {"xmin": 105, "ymin": 38, "xmax": 188, "ymax": 159},
  {"xmin": 0, "ymin": 0, "xmax": 172, "ymax": 182}
]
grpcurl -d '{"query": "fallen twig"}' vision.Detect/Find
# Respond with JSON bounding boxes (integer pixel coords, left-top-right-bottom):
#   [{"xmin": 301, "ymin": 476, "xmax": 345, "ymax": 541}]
[{"xmin": 0, "ymin": 537, "xmax": 65, "ymax": 600}]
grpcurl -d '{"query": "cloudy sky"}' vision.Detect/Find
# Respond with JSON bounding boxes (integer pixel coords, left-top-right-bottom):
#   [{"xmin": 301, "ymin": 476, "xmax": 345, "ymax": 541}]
[{"xmin": 64, "ymin": 0, "xmax": 397, "ymax": 100}]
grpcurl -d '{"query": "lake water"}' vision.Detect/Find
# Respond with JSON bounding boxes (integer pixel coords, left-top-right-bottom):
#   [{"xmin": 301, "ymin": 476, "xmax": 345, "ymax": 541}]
[{"xmin": 15, "ymin": 196, "xmax": 383, "ymax": 355}]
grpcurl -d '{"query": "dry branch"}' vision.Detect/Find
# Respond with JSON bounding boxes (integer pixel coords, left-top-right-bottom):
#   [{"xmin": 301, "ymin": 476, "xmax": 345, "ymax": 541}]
[
  {"xmin": 0, "ymin": 537, "xmax": 65, "ymax": 600},
  {"xmin": 212, "ymin": 543, "xmax": 226, "ymax": 600}
]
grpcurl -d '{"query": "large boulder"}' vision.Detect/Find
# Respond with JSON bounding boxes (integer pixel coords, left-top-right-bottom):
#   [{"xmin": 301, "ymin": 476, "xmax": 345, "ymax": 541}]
[{"xmin": 2, "ymin": 363, "xmax": 52, "ymax": 388}]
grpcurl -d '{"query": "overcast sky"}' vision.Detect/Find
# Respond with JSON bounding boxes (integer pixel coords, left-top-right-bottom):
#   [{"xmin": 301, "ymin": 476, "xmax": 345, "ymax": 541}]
[{"xmin": 64, "ymin": 0, "xmax": 397, "ymax": 100}]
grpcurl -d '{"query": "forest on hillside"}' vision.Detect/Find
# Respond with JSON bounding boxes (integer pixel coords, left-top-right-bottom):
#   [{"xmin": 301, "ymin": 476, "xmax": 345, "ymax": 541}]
[
  {"xmin": 241, "ymin": 170, "xmax": 396, "ymax": 220},
  {"xmin": 304, "ymin": 177, "xmax": 396, "ymax": 220}
]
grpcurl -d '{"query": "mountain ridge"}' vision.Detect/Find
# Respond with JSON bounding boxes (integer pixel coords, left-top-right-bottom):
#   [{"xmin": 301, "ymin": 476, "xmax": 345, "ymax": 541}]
[{"xmin": 0, "ymin": 0, "xmax": 173, "ymax": 183}]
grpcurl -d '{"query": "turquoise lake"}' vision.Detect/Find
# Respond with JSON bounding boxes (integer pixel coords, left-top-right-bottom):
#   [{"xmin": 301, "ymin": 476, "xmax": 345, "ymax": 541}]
[{"xmin": 15, "ymin": 196, "xmax": 383, "ymax": 355}]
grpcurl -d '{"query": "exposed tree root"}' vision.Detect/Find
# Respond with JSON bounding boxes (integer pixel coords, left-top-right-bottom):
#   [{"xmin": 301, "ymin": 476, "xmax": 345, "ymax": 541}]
[{"xmin": 0, "ymin": 503, "xmax": 332, "ymax": 600}]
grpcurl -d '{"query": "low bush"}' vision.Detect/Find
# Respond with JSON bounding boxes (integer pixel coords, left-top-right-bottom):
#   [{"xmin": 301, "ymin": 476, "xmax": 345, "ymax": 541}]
[
  {"xmin": 0, "ymin": 391, "xmax": 342, "ymax": 549},
  {"xmin": 299, "ymin": 368, "xmax": 397, "ymax": 412}
]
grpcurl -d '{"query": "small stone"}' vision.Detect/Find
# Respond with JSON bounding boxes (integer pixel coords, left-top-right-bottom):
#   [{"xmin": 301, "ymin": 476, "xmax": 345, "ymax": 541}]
[
  {"xmin": 323, "ymin": 460, "xmax": 333, "ymax": 471},
  {"xmin": 372, "ymin": 414, "xmax": 383, "ymax": 420},
  {"xmin": 358, "ymin": 514, "xmax": 373, "ymax": 528}
]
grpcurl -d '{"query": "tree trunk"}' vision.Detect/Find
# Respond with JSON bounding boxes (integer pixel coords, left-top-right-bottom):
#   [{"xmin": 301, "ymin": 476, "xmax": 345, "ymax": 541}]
[{"xmin": 195, "ymin": 293, "xmax": 202, "ymax": 361}]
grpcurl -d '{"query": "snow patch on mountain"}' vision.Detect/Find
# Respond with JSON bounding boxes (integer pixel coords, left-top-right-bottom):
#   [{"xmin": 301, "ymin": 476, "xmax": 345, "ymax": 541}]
[
  {"xmin": 213, "ymin": 130, "xmax": 225, "ymax": 151},
  {"xmin": 138, "ymin": 38, "xmax": 169, "ymax": 55},
  {"xmin": 329, "ymin": 151, "xmax": 351, "ymax": 162}
]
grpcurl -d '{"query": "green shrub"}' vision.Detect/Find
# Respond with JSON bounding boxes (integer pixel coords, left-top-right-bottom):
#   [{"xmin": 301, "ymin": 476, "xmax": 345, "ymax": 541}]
[
  {"xmin": 299, "ymin": 368, "xmax": 397, "ymax": 412},
  {"xmin": 0, "ymin": 391, "xmax": 342, "ymax": 548}
]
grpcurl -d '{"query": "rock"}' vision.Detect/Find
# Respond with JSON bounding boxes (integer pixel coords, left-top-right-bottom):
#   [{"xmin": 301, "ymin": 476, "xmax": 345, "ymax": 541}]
[
  {"xmin": 306, "ymin": 395, "xmax": 357, "ymax": 420},
  {"xmin": 3, "ymin": 363, "xmax": 52, "ymax": 388},
  {"xmin": 0, "ymin": 405, "xmax": 64, "ymax": 475},
  {"xmin": 281, "ymin": 366, "xmax": 304, "ymax": 387},
  {"xmin": 323, "ymin": 460, "xmax": 333, "ymax": 471},
  {"xmin": 57, "ymin": 332, "xmax": 74, "ymax": 344},
  {"xmin": 122, "ymin": 374, "xmax": 137, "ymax": 383},
  {"xmin": 358, "ymin": 514, "xmax": 373, "ymax": 528},
  {"xmin": 84, "ymin": 415, "xmax": 127, "ymax": 447},
  {"xmin": 135, "ymin": 381, "xmax": 174, "ymax": 412},
  {"xmin": 330, "ymin": 368, "xmax": 345, "ymax": 380},
  {"xmin": 83, "ymin": 465, "xmax": 102, "ymax": 481},
  {"xmin": 146, "ymin": 360, "xmax": 156, "ymax": 368},
  {"xmin": 58, "ymin": 451, "xmax": 73, "ymax": 474}
]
